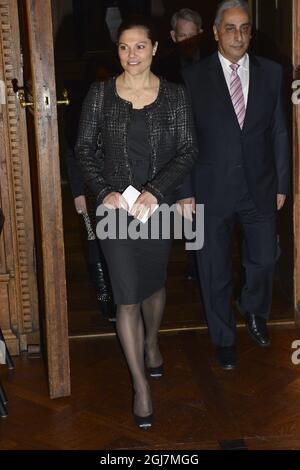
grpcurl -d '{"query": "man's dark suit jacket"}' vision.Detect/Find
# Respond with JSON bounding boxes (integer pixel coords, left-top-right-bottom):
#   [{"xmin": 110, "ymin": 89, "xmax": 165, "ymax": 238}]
[{"xmin": 179, "ymin": 52, "xmax": 290, "ymax": 216}]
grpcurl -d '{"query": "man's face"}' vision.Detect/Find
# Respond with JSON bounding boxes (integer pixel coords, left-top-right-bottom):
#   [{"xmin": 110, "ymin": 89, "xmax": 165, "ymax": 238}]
[
  {"xmin": 171, "ymin": 18, "xmax": 202, "ymax": 59},
  {"xmin": 171, "ymin": 18, "xmax": 200, "ymax": 43},
  {"xmin": 213, "ymin": 7, "xmax": 252, "ymax": 63}
]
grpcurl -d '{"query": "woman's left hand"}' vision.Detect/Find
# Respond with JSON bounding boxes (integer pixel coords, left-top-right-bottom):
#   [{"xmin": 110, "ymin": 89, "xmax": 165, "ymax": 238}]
[
  {"xmin": 74, "ymin": 195, "xmax": 88, "ymax": 214},
  {"xmin": 130, "ymin": 191, "xmax": 158, "ymax": 221}
]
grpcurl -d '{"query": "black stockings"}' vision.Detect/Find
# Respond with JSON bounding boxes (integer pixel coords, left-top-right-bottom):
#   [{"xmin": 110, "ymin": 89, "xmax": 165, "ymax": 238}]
[{"xmin": 116, "ymin": 288, "xmax": 166, "ymax": 417}]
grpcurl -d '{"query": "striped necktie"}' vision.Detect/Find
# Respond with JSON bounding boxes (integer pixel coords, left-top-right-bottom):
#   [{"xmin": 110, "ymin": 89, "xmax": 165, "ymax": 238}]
[{"xmin": 230, "ymin": 63, "xmax": 246, "ymax": 129}]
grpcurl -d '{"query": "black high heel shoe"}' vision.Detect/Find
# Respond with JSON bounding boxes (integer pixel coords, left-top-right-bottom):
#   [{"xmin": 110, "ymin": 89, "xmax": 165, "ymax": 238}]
[
  {"xmin": 147, "ymin": 363, "xmax": 164, "ymax": 379},
  {"xmin": 134, "ymin": 412, "xmax": 154, "ymax": 429},
  {"xmin": 133, "ymin": 387, "xmax": 153, "ymax": 429}
]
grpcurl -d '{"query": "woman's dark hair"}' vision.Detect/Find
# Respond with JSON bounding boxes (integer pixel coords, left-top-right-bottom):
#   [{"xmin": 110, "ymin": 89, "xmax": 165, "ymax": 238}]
[{"xmin": 117, "ymin": 15, "xmax": 158, "ymax": 45}]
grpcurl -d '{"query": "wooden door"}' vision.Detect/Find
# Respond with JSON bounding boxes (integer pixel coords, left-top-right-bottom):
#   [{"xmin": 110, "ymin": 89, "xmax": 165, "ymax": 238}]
[
  {"xmin": 0, "ymin": 0, "xmax": 39, "ymax": 358},
  {"xmin": 17, "ymin": 0, "xmax": 70, "ymax": 398}
]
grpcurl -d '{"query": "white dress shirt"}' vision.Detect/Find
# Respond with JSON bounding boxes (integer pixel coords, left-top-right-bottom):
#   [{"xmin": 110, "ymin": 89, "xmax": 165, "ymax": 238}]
[{"xmin": 218, "ymin": 51, "xmax": 250, "ymax": 107}]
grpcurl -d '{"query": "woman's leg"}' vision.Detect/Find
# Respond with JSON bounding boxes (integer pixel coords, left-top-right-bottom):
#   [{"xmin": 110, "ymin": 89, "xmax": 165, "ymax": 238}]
[
  {"xmin": 116, "ymin": 303, "xmax": 152, "ymax": 417},
  {"xmin": 142, "ymin": 287, "xmax": 166, "ymax": 368}
]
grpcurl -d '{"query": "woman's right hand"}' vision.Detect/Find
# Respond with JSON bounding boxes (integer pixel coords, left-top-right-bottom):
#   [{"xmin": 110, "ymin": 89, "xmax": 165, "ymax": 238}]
[{"xmin": 103, "ymin": 192, "xmax": 128, "ymax": 210}]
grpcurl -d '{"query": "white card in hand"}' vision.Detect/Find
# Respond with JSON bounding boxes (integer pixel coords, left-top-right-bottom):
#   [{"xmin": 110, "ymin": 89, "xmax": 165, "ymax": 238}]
[
  {"xmin": 122, "ymin": 185, "xmax": 158, "ymax": 223},
  {"xmin": 122, "ymin": 185, "xmax": 141, "ymax": 211}
]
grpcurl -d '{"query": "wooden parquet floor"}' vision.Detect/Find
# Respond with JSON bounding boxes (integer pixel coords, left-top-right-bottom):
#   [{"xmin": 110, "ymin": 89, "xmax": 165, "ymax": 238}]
[{"xmin": 1, "ymin": 326, "xmax": 300, "ymax": 450}]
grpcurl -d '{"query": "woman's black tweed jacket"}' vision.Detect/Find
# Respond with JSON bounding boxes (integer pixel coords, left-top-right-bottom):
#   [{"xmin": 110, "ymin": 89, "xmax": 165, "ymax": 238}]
[{"xmin": 75, "ymin": 76, "xmax": 198, "ymax": 205}]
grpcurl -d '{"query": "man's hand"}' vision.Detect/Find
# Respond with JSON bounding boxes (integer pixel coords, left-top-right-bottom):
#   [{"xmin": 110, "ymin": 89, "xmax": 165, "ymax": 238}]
[
  {"xmin": 277, "ymin": 194, "xmax": 286, "ymax": 210},
  {"xmin": 176, "ymin": 197, "xmax": 196, "ymax": 221},
  {"xmin": 103, "ymin": 192, "xmax": 128, "ymax": 210}
]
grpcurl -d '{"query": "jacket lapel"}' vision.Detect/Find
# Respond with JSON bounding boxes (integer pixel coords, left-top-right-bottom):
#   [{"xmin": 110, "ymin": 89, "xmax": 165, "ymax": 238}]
[
  {"xmin": 242, "ymin": 55, "xmax": 261, "ymax": 133},
  {"xmin": 208, "ymin": 52, "xmax": 236, "ymax": 118}
]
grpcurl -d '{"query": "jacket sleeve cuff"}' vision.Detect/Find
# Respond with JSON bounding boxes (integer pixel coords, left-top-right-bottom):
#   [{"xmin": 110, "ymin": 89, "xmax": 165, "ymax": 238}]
[
  {"xmin": 277, "ymin": 182, "xmax": 290, "ymax": 196},
  {"xmin": 96, "ymin": 187, "xmax": 113, "ymax": 206},
  {"xmin": 143, "ymin": 183, "xmax": 165, "ymax": 205}
]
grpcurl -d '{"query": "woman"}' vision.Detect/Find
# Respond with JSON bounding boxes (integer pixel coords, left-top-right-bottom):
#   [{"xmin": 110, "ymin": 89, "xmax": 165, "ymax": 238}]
[{"xmin": 76, "ymin": 15, "xmax": 198, "ymax": 429}]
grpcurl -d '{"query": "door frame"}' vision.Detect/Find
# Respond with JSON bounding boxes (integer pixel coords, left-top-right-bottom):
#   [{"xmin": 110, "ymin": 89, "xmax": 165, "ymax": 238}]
[{"xmin": 24, "ymin": 0, "xmax": 70, "ymax": 398}]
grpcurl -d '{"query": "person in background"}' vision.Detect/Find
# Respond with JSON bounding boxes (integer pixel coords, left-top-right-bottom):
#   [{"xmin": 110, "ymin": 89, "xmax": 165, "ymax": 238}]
[
  {"xmin": 65, "ymin": 64, "xmax": 116, "ymax": 322},
  {"xmin": 155, "ymin": 8, "xmax": 203, "ymax": 84},
  {"xmin": 155, "ymin": 8, "xmax": 203, "ymax": 281}
]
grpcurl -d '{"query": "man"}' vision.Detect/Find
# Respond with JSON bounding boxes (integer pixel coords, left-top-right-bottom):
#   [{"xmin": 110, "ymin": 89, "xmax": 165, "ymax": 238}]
[
  {"xmin": 178, "ymin": 0, "xmax": 290, "ymax": 369},
  {"xmin": 156, "ymin": 8, "xmax": 203, "ymax": 84}
]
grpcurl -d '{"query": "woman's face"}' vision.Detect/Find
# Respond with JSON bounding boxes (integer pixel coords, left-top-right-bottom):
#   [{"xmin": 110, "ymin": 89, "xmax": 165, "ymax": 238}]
[{"xmin": 118, "ymin": 27, "xmax": 157, "ymax": 76}]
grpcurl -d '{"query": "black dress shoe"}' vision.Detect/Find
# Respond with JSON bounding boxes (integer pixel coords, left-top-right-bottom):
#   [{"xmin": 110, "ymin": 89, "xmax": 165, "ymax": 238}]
[
  {"xmin": 245, "ymin": 313, "xmax": 270, "ymax": 347},
  {"xmin": 216, "ymin": 346, "xmax": 236, "ymax": 370},
  {"xmin": 235, "ymin": 299, "xmax": 271, "ymax": 347}
]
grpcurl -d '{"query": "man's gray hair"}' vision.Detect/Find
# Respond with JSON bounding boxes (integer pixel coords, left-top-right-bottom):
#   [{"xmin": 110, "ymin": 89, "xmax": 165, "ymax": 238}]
[
  {"xmin": 171, "ymin": 8, "xmax": 203, "ymax": 32},
  {"xmin": 214, "ymin": 0, "xmax": 252, "ymax": 27}
]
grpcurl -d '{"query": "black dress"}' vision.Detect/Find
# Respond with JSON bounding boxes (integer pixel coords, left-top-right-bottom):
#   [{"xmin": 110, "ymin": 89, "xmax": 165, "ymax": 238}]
[{"xmin": 99, "ymin": 108, "xmax": 172, "ymax": 305}]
